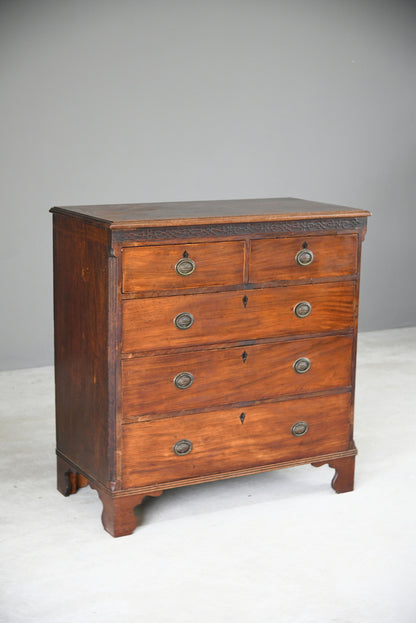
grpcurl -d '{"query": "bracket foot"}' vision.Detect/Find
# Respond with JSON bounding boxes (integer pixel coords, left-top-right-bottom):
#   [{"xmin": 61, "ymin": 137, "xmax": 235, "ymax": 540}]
[
  {"xmin": 312, "ymin": 455, "xmax": 355, "ymax": 494},
  {"xmin": 91, "ymin": 486, "xmax": 164, "ymax": 537},
  {"xmin": 57, "ymin": 455, "xmax": 89, "ymax": 496}
]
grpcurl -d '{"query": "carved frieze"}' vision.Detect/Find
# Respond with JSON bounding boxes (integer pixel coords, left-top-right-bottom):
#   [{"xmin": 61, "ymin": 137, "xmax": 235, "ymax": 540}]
[{"xmin": 113, "ymin": 217, "xmax": 366, "ymax": 242}]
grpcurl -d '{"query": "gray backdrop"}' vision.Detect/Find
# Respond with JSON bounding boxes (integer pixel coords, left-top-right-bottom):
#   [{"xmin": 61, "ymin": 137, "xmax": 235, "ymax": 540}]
[{"xmin": 1, "ymin": 0, "xmax": 415, "ymax": 371}]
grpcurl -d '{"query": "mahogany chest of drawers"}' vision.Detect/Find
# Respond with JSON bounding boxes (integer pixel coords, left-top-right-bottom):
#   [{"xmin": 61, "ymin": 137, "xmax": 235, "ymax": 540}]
[{"xmin": 51, "ymin": 198, "xmax": 369, "ymax": 537}]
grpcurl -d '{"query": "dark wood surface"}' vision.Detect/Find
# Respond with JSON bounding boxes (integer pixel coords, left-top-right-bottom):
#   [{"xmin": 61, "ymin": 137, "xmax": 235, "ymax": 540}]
[
  {"xmin": 50, "ymin": 197, "xmax": 370, "ymax": 228},
  {"xmin": 313, "ymin": 455, "xmax": 356, "ymax": 494},
  {"xmin": 53, "ymin": 214, "xmax": 113, "ymax": 485},
  {"xmin": 91, "ymin": 485, "xmax": 164, "ymax": 538}
]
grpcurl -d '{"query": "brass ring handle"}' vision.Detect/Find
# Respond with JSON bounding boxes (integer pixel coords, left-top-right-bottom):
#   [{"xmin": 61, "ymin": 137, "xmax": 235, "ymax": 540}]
[
  {"xmin": 175, "ymin": 257, "xmax": 196, "ymax": 276},
  {"xmin": 173, "ymin": 372, "xmax": 194, "ymax": 389},
  {"xmin": 293, "ymin": 357, "xmax": 311, "ymax": 374},
  {"xmin": 173, "ymin": 439, "xmax": 193, "ymax": 456},
  {"xmin": 291, "ymin": 421, "xmax": 309, "ymax": 437},
  {"xmin": 295, "ymin": 248, "xmax": 314, "ymax": 266},
  {"xmin": 174, "ymin": 312, "xmax": 194, "ymax": 330},
  {"xmin": 294, "ymin": 301, "xmax": 312, "ymax": 318}
]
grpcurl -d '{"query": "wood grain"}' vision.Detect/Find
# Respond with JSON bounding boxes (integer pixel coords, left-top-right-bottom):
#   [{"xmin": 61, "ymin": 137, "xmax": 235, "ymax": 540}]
[
  {"xmin": 249, "ymin": 234, "xmax": 358, "ymax": 283},
  {"xmin": 121, "ymin": 392, "xmax": 352, "ymax": 488},
  {"xmin": 122, "ymin": 335, "xmax": 353, "ymax": 419},
  {"xmin": 51, "ymin": 197, "xmax": 370, "ymax": 228},
  {"xmin": 122, "ymin": 241, "xmax": 244, "ymax": 293},
  {"xmin": 53, "ymin": 214, "xmax": 112, "ymax": 484},
  {"xmin": 122, "ymin": 281, "xmax": 355, "ymax": 353}
]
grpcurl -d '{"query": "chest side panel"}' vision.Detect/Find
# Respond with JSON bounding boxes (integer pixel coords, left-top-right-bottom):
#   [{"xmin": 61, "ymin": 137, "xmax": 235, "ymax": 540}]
[{"xmin": 53, "ymin": 214, "xmax": 113, "ymax": 484}]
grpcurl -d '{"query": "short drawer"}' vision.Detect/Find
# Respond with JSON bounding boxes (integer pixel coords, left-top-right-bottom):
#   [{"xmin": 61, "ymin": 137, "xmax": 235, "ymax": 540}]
[
  {"xmin": 121, "ymin": 392, "xmax": 352, "ymax": 488},
  {"xmin": 122, "ymin": 281, "xmax": 355, "ymax": 353},
  {"xmin": 249, "ymin": 234, "xmax": 358, "ymax": 283},
  {"xmin": 122, "ymin": 335, "xmax": 353, "ymax": 419},
  {"xmin": 122, "ymin": 241, "xmax": 245, "ymax": 293}
]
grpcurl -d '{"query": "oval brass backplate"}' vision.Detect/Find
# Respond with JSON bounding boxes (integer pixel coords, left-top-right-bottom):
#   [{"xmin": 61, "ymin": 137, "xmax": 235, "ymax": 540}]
[
  {"xmin": 294, "ymin": 301, "xmax": 312, "ymax": 318},
  {"xmin": 173, "ymin": 439, "xmax": 193, "ymax": 456},
  {"xmin": 295, "ymin": 249, "xmax": 314, "ymax": 266},
  {"xmin": 293, "ymin": 357, "xmax": 311, "ymax": 374},
  {"xmin": 174, "ymin": 312, "xmax": 194, "ymax": 330},
  {"xmin": 175, "ymin": 257, "xmax": 196, "ymax": 276},
  {"xmin": 291, "ymin": 421, "xmax": 309, "ymax": 437},
  {"xmin": 173, "ymin": 372, "xmax": 194, "ymax": 389}
]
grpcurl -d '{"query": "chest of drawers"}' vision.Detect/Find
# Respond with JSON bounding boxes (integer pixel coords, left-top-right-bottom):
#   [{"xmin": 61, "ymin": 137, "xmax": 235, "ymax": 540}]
[{"xmin": 51, "ymin": 197, "xmax": 369, "ymax": 537}]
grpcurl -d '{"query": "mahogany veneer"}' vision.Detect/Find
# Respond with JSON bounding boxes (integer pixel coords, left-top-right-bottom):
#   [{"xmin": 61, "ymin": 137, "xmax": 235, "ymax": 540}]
[{"xmin": 51, "ymin": 197, "xmax": 369, "ymax": 536}]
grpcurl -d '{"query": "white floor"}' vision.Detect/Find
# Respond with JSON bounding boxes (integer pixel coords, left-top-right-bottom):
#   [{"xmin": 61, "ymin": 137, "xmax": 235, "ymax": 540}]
[{"xmin": 1, "ymin": 327, "xmax": 415, "ymax": 623}]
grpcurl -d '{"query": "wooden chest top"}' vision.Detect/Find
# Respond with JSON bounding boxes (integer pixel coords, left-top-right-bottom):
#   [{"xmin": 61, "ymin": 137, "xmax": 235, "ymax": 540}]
[{"xmin": 50, "ymin": 196, "xmax": 370, "ymax": 228}]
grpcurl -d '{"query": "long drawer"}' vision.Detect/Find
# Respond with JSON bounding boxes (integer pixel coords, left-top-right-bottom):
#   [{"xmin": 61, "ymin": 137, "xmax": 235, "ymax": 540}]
[
  {"xmin": 122, "ymin": 281, "xmax": 355, "ymax": 353},
  {"xmin": 121, "ymin": 392, "xmax": 352, "ymax": 488},
  {"xmin": 122, "ymin": 335, "xmax": 353, "ymax": 419}
]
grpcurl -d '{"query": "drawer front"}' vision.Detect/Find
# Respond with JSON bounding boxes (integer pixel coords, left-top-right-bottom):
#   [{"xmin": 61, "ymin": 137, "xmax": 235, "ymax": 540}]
[
  {"xmin": 122, "ymin": 335, "xmax": 353, "ymax": 419},
  {"xmin": 122, "ymin": 281, "xmax": 355, "ymax": 353},
  {"xmin": 122, "ymin": 241, "xmax": 245, "ymax": 293},
  {"xmin": 122, "ymin": 393, "xmax": 352, "ymax": 488},
  {"xmin": 249, "ymin": 234, "xmax": 358, "ymax": 283}
]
